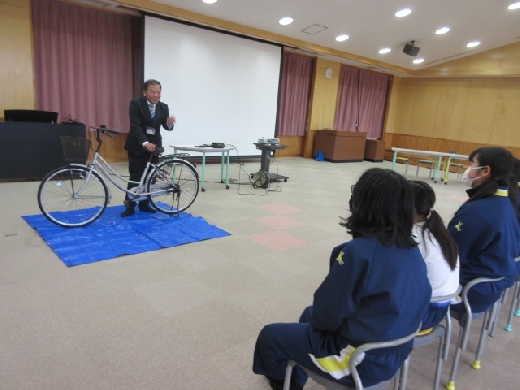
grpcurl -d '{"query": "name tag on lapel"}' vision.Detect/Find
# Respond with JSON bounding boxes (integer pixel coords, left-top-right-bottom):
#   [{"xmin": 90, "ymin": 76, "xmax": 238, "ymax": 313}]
[{"xmin": 146, "ymin": 127, "xmax": 156, "ymax": 135}]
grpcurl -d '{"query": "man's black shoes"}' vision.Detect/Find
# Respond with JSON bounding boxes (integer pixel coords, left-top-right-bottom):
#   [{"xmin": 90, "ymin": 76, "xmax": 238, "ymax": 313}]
[
  {"xmin": 120, "ymin": 207, "xmax": 135, "ymax": 217},
  {"xmin": 138, "ymin": 203, "xmax": 156, "ymax": 213},
  {"xmin": 121, "ymin": 202, "xmax": 156, "ymax": 217}
]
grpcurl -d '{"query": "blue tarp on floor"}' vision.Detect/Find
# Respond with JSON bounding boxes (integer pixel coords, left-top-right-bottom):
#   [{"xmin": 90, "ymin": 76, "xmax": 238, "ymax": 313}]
[{"xmin": 23, "ymin": 205, "xmax": 230, "ymax": 267}]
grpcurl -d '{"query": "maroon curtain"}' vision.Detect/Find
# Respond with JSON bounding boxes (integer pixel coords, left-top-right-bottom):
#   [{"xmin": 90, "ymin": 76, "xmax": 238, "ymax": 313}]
[
  {"xmin": 357, "ymin": 69, "xmax": 390, "ymax": 138},
  {"xmin": 32, "ymin": 0, "xmax": 141, "ymax": 133},
  {"xmin": 277, "ymin": 52, "xmax": 315, "ymax": 136},
  {"xmin": 334, "ymin": 65, "xmax": 390, "ymax": 138},
  {"xmin": 334, "ymin": 65, "xmax": 360, "ymax": 131}
]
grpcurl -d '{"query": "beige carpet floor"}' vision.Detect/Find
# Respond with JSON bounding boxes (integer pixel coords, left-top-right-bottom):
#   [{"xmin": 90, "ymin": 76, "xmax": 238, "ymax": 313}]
[{"xmin": 0, "ymin": 156, "xmax": 517, "ymax": 389}]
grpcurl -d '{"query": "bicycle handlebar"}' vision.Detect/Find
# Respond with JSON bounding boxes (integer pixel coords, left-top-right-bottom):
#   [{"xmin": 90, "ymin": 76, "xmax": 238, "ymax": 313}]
[
  {"xmin": 90, "ymin": 124, "xmax": 121, "ymax": 135},
  {"xmin": 88, "ymin": 125, "xmax": 165, "ymax": 157}
]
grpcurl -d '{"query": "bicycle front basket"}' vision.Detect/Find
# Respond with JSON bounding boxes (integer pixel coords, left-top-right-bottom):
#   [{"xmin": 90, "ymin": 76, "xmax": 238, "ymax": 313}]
[{"xmin": 60, "ymin": 136, "xmax": 91, "ymax": 164}]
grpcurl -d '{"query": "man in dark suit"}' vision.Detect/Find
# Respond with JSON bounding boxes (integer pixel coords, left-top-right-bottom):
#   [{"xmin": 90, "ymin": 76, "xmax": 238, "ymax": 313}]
[{"xmin": 121, "ymin": 79, "xmax": 176, "ymax": 217}]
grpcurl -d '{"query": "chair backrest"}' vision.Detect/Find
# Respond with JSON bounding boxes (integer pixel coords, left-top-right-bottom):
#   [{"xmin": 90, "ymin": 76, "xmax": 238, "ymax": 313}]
[
  {"xmin": 460, "ymin": 276, "xmax": 504, "ymax": 348},
  {"xmin": 447, "ymin": 150, "xmax": 465, "ymax": 165},
  {"xmin": 349, "ymin": 327, "xmax": 420, "ymax": 390},
  {"xmin": 286, "ymin": 327, "xmax": 421, "ymax": 390}
]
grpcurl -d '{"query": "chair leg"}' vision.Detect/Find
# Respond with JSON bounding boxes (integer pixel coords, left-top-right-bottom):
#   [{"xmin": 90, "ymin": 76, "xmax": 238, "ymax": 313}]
[
  {"xmin": 489, "ymin": 296, "xmax": 503, "ymax": 337},
  {"xmin": 398, "ymin": 357, "xmax": 409, "ymax": 390},
  {"xmin": 393, "ymin": 366, "xmax": 401, "ymax": 390},
  {"xmin": 472, "ymin": 311, "xmax": 492, "ymax": 369},
  {"xmin": 505, "ymin": 280, "xmax": 520, "ymax": 332},
  {"xmin": 446, "ymin": 326, "xmax": 464, "ymax": 390},
  {"xmin": 283, "ymin": 361, "xmax": 294, "ymax": 390},
  {"xmin": 443, "ymin": 312, "xmax": 452, "ymax": 360},
  {"xmin": 433, "ymin": 336, "xmax": 444, "ymax": 390},
  {"xmin": 515, "ymin": 283, "xmax": 520, "ymax": 317}
]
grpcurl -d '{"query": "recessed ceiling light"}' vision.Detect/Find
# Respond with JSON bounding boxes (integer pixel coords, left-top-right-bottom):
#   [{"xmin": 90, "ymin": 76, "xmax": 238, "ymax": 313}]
[
  {"xmin": 203, "ymin": 0, "xmax": 217, "ymax": 4},
  {"xmin": 508, "ymin": 2, "xmax": 520, "ymax": 10},
  {"xmin": 413, "ymin": 58, "xmax": 424, "ymax": 64},
  {"xmin": 336, "ymin": 34, "xmax": 349, "ymax": 42},
  {"xmin": 395, "ymin": 8, "xmax": 412, "ymax": 17},
  {"xmin": 467, "ymin": 41, "xmax": 481, "ymax": 48},
  {"xmin": 436, "ymin": 27, "xmax": 450, "ymax": 35},
  {"xmin": 279, "ymin": 17, "xmax": 294, "ymax": 26},
  {"xmin": 379, "ymin": 48, "xmax": 391, "ymax": 54}
]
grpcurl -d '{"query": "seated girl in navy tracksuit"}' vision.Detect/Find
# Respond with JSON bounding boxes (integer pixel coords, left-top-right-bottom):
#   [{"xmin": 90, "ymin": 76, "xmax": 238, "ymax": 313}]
[
  {"xmin": 448, "ymin": 147, "xmax": 520, "ymax": 314},
  {"xmin": 252, "ymin": 168, "xmax": 432, "ymax": 390},
  {"xmin": 410, "ymin": 180, "xmax": 459, "ymax": 330},
  {"xmin": 512, "ymin": 158, "xmax": 520, "ymax": 276}
]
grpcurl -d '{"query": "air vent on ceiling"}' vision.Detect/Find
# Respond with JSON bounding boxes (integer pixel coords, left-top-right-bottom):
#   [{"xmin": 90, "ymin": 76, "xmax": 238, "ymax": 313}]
[
  {"xmin": 424, "ymin": 51, "xmax": 472, "ymax": 66},
  {"xmin": 301, "ymin": 24, "xmax": 328, "ymax": 35}
]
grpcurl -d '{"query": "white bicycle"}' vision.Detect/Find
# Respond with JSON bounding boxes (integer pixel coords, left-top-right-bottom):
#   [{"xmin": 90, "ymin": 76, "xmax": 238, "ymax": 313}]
[{"xmin": 38, "ymin": 125, "xmax": 199, "ymax": 228}]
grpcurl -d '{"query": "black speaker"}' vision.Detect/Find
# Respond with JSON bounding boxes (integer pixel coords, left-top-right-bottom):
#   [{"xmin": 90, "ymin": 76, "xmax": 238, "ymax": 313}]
[{"xmin": 403, "ymin": 42, "xmax": 420, "ymax": 56}]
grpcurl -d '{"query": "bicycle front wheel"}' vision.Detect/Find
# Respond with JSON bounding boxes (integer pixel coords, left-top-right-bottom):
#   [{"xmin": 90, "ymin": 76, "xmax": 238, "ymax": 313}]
[
  {"xmin": 38, "ymin": 166, "xmax": 108, "ymax": 227},
  {"xmin": 148, "ymin": 159, "xmax": 199, "ymax": 214}
]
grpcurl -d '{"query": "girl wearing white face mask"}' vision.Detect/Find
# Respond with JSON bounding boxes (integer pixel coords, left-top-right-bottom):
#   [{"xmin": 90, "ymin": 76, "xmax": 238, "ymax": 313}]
[
  {"xmin": 448, "ymin": 147, "xmax": 520, "ymax": 314},
  {"xmin": 461, "ymin": 166, "xmax": 484, "ymax": 187}
]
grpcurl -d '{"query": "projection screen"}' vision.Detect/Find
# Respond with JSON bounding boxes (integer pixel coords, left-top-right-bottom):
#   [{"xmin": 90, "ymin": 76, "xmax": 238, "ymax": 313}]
[{"xmin": 144, "ymin": 15, "xmax": 282, "ymax": 157}]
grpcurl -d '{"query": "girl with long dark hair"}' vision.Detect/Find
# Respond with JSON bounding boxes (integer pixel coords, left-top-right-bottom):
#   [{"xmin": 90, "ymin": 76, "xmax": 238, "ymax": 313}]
[
  {"xmin": 253, "ymin": 168, "xmax": 431, "ymax": 390},
  {"xmin": 449, "ymin": 147, "xmax": 520, "ymax": 313},
  {"xmin": 410, "ymin": 180, "xmax": 459, "ymax": 330}
]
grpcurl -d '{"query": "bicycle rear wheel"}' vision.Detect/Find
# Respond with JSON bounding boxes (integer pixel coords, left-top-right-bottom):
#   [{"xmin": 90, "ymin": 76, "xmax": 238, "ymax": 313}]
[
  {"xmin": 38, "ymin": 166, "xmax": 108, "ymax": 227},
  {"xmin": 148, "ymin": 159, "xmax": 199, "ymax": 214}
]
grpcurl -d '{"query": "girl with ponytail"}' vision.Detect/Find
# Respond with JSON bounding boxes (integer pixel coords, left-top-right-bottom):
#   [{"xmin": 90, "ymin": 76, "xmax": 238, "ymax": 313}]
[{"xmin": 410, "ymin": 181, "xmax": 459, "ymax": 330}]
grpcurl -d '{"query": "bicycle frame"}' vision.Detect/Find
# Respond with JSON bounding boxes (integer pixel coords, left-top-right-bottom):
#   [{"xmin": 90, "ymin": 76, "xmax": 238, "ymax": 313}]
[
  {"xmin": 68, "ymin": 127, "xmax": 176, "ymax": 203},
  {"xmin": 38, "ymin": 125, "xmax": 199, "ymax": 228}
]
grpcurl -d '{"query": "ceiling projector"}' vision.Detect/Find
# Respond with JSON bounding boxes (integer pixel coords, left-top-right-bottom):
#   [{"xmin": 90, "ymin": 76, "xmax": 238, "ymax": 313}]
[{"xmin": 403, "ymin": 41, "xmax": 420, "ymax": 56}]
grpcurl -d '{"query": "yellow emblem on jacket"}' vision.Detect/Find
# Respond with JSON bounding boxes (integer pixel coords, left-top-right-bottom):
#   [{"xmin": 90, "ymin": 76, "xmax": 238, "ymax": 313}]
[
  {"xmin": 455, "ymin": 221, "xmax": 463, "ymax": 232},
  {"xmin": 336, "ymin": 251, "xmax": 344, "ymax": 265}
]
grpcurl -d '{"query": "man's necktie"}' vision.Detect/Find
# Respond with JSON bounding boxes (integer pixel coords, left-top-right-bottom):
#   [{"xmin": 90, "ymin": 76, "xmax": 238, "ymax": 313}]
[{"xmin": 149, "ymin": 103, "xmax": 155, "ymax": 121}]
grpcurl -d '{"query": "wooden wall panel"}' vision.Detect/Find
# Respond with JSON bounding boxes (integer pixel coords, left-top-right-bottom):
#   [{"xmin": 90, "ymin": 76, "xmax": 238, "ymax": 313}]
[
  {"xmin": 0, "ymin": 0, "xmax": 34, "ymax": 116},
  {"xmin": 501, "ymin": 44, "xmax": 520, "ymax": 71},
  {"xmin": 277, "ymin": 136, "xmax": 304, "ymax": 157},
  {"xmin": 303, "ymin": 130, "xmax": 318, "ymax": 158},
  {"xmin": 435, "ymin": 78, "xmax": 470, "ymax": 140},
  {"xmin": 466, "ymin": 50, "xmax": 502, "ymax": 72},
  {"xmin": 410, "ymin": 79, "xmax": 443, "ymax": 137},
  {"xmin": 417, "ymin": 42, "xmax": 520, "ymax": 77},
  {"xmin": 308, "ymin": 58, "xmax": 340, "ymax": 131},
  {"xmin": 389, "ymin": 75, "xmax": 520, "ymax": 155},
  {"xmin": 86, "ymin": 132, "xmax": 128, "ymax": 163},
  {"xmin": 386, "ymin": 134, "xmax": 520, "ymax": 160},
  {"xmin": 383, "ymin": 76, "xmax": 400, "ymax": 135},
  {"xmin": 393, "ymin": 81, "xmax": 417, "ymax": 135},
  {"xmin": 459, "ymin": 78, "xmax": 501, "ymax": 144},
  {"xmin": 491, "ymin": 77, "xmax": 520, "ymax": 146}
]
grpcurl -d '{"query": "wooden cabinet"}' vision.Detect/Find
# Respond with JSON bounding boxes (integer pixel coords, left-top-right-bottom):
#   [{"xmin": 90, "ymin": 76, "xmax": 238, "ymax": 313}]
[
  {"xmin": 364, "ymin": 139, "xmax": 386, "ymax": 162},
  {"xmin": 313, "ymin": 130, "xmax": 367, "ymax": 162}
]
